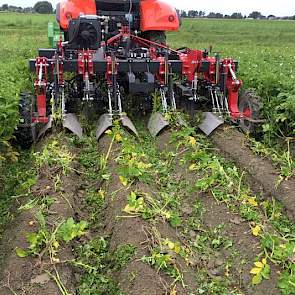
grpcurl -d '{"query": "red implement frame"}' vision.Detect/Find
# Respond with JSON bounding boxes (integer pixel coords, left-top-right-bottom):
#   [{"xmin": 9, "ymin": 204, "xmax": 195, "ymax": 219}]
[{"xmin": 33, "ymin": 57, "xmax": 49, "ymax": 124}]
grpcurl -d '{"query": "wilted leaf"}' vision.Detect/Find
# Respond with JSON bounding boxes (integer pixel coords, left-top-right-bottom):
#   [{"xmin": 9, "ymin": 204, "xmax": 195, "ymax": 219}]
[
  {"xmin": 248, "ymin": 197, "xmax": 258, "ymax": 207},
  {"xmin": 119, "ymin": 175, "xmax": 128, "ymax": 186},
  {"xmin": 250, "ymin": 267, "xmax": 261, "ymax": 275},
  {"xmin": 252, "ymin": 225, "xmax": 261, "ymax": 236}
]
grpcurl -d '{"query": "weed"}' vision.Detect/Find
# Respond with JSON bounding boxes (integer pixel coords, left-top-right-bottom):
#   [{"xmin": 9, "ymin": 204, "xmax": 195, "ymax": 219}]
[
  {"xmin": 250, "ymin": 257, "xmax": 270, "ymax": 285},
  {"xmin": 249, "ymin": 137, "xmax": 294, "ymax": 179},
  {"xmin": 142, "ymin": 249, "xmax": 185, "ymax": 286},
  {"xmin": 36, "ymin": 139, "xmax": 74, "ymax": 173},
  {"xmin": 76, "ymin": 237, "xmax": 132, "ymax": 295},
  {"xmin": 16, "ymin": 213, "xmax": 88, "ymax": 258},
  {"xmin": 112, "ymin": 244, "xmax": 136, "ymax": 271}
]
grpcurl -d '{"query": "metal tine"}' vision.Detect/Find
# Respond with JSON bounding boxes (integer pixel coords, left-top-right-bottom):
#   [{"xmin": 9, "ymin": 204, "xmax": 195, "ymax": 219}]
[
  {"xmin": 214, "ymin": 90, "xmax": 222, "ymax": 116},
  {"xmin": 148, "ymin": 87, "xmax": 169, "ymax": 137},
  {"xmin": 117, "ymin": 87, "xmax": 138, "ymax": 137},
  {"xmin": 160, "ymin": 87, "xmax": 168, "ymax": 112},
  {"xmin": 61, "ymin": 88, "xmax": 83, "ymax": 138},
  {"xmin": 96, "ymin": 86, "xmax": 114, "ymax": 140}
]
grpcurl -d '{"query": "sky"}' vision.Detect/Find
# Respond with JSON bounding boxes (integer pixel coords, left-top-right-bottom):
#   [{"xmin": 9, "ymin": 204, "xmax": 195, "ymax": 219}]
[{"xmin": 1, "ymin": 0, "xmax": 294, "ymax": 17}]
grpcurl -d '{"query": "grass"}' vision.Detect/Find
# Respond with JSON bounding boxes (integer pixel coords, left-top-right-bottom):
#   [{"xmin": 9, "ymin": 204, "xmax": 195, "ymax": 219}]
[
  {"xmin": 0, "ymin": 13, "xmax": 54, "ymax": 161},
  {"xmin": 0, "ymin": 13, "xmax": 54, "ymax": 243}
]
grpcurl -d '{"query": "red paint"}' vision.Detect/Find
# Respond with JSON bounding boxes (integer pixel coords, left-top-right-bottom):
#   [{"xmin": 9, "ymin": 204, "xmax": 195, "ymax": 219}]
[
  {"xmin": 58, "ymin": 0, "xmax": 96, "ymax": 30},
  {"xmin": 140, "ymin": 0, "xmax": 180, "ymax": 32},
  {"xmin": 33, "ymin": 57, "xmax": 49, "ymax": 123},
  {"xmin": 36, "ymin": 94, "xmax": 47, "ymax": 118},
  {"xmin": 243, "ymin": 108, "xmax": 252, "ymax": 118},
  {"xmin": 179, "ymin": 49, "xmax": 202, "ymax": 82},
  {"xmin": 78, "ymin": 50, "xmax": 94, "ymax": 79}
]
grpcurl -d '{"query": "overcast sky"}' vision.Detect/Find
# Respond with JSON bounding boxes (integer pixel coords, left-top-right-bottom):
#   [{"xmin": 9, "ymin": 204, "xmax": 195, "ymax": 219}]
[{"xmin": 1, "ymin": 0, "xmax": 294, "ymax": 17}]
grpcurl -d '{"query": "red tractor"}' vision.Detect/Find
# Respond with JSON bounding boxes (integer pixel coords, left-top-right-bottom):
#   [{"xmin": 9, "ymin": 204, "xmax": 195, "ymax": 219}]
[{"xmin": 17, "ymin": 0, "xmax": 261, "ymax": 145}]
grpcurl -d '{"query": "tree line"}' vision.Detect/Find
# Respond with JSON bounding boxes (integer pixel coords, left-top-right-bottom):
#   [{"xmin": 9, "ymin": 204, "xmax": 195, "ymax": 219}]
[
  {"xmin": 0, "ymin": 1, "xmax": 53, "ymax": 14},
  {"xmin": 178, "ymin": 10, "xmax": 295, "ymax": 20}
]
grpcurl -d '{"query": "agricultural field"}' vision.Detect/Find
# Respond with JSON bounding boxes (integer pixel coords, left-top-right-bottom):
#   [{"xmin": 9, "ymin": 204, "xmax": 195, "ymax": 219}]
[{"xmin": 0, "ymin": 13, "xmax": 294, "ymax": 295}]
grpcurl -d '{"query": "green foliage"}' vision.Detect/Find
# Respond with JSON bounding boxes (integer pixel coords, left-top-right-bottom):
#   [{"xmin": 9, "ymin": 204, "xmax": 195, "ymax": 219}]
[
  {"xmin": 278, "ymin": 265, "xmax": 295, "ymax": 295},
  {"xmin": 0, "ymin": 13, "xmax": 54, "ymax": 159},
  {"xmin": 16, "ymin": 215, "xmax": 88, "ymax": 257},
  {"xmin": 168, "ymin": 19, "xmax": 295, "ymax": 141},
  {"xmin": 249, "ymin": 138, "xmax": 294, "ymax": 179},
  {"xmin": 57, "ymin": 218, "xmax": 88, "ymax": 243},
  {"xmin": 35, "ymin": 139, "xmax": 74, "ymax": 174},
  {"xmin": 174, "ymin": 126, "xmax": 295, "ymax": 291},
  {"xmin": 112, "ymin": 244, "xmax": 136, "ymax": 271},
  {"xmin": 34, "ymin": 1, "xmax": 53, "ymax": 14},
  {"xmin": 76, "ymin": 238, "xmax": 132, "ymax": 295},
  {"xmin": 0, "ymin": 151, "xmax": 36, "ymax": 240},
  {"xmin": 196, "ymin": 270, "xmax": 238, "ymax": 295},
  {"xmin": 142, "ymin": 249, "xmax": 184, "ymax": 284}
]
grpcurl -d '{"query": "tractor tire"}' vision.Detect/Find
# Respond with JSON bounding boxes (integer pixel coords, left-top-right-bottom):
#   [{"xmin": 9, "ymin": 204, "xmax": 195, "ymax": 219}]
[
  {"xmin": 238, "ymin": 89, "xmax": 262, "ymax": 135},
  {"xmin": 143, "ymin": 30, "xmax": 166, "ymax": 45},
  {"xmin": 15, "ymin": 93, "xmax": 36, "ymax": 148}
]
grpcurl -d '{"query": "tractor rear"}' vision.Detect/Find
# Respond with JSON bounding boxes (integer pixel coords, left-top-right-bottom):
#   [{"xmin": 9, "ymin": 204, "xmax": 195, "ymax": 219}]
[{"xmin": 16, "ymin": 0, "xmax": 262, "ymax": 146}]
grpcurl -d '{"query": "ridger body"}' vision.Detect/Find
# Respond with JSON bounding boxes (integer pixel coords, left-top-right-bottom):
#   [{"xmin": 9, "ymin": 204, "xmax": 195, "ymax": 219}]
[{"xmin": 17, "ymin": 0, "xmax": 261, "ymax": 145}]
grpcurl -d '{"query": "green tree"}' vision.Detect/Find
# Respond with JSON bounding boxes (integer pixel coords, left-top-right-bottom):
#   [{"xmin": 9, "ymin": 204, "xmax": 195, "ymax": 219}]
[
  {"xmin": 231, "ymin": 12, "xmax": 243, "ymax": 19},
  {"xmin": 34, "ymin": 1, "xmax": 53, "ymax": 14},
  {"xmin": 1, "ymin": 4, "xmax": 8, "ymax": 11},
  {"xmin": 249, "ymin": 11, "xmax": 262, "ymax": 19}
]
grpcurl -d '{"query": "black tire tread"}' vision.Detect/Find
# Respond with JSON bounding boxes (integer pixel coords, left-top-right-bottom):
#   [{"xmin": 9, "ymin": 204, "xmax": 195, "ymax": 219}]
[
  {"xmin": 16, "ymin": 93, "xmax": 35, "ymax": 148},
  {"xmin": 238, "ymin": 89, "xmax": 263, "ymax": 135}
]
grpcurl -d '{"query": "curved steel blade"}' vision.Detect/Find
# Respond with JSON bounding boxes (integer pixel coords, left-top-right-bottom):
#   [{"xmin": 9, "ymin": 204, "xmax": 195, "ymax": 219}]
[
  {"xmin": 96, "ymin": 113, "xmax": 113, "ymax": 140},
  {"xmin": 63, "ymin": 113, "xmax": 83, "ymax": 138},
  {"xmin": 120, "ymin": 115, "xmax": 138, "ymax": 137},
  {"xmin": 198, "ymin": 112, "xmax": 224, "ymax": 136},
  {"xmin": 38, "ymin": 115, "xmax": 53, "ymax": 139},
  {"xmin": 148, "ymin": 112, "xmax": 169, "ymax": 137}
]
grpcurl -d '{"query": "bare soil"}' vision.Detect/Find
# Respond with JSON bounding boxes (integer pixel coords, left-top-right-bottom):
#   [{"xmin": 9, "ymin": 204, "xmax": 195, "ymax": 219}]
[
  {"xmin": 161, "ymin": 130, "xmax": 284, "ymax": 295},
  {"xmin": 0, "ymin": 125, "xmax": 293, "ymax": 295},
  {"xmin": 211, "ymin": 126, "xmax": 295, "ymax": 220},
  {"xmin": 200, "ymin": 195, "xmax": 280, "ymax": 295},
  {"xmin": 0, "ymin": 140, "xmax": 82, "ymax": 294},
  {"xmin": 98, "ymin": 135, "xmax": 197, "ymax": 295}
]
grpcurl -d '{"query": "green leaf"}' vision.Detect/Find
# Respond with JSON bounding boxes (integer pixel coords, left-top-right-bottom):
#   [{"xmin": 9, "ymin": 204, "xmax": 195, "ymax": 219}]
[
  {"xmin": 27, "ymin": 232, "xmax": 38, "ymax": 246},
  {"xmin": 252, "ymin": 274, "xmax": 262, "ymax": 285},
  {"xmin": 261, "ymin": 264, "xmax": 270, "ymax": 279},
  {"xmin": 169, "ymin": 213, "xmax": 182, "ymax": 228},
  {"xmin": 16, "ymin": 247, "xmax": 28, "ymax": 258},
  {"xmin": 57, "ymin": 218, "xmax": 88, "ymax": 243},
  {"xmin": 36, "ymin": 210, "xmax": 46, "ymax": 229}
]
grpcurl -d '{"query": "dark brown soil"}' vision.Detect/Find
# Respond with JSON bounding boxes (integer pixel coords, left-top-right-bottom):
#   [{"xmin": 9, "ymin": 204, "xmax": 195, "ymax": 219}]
[
  {"xmin": 97, "ymin": 134, "xmax": 197, "ymax": 295},
  {"xmin": 158, "ymin": 130, "xmax": 283, "ymax": 295},
  {"xmin": 200, "ymin": 195, "xmax": 280, "ymax": 295},
  {"xmin": 0, "ymin": 141, "xmax": 82, "ymax": 295},
  {"xmin": 211, "ymin": 126, "xmax": 295, "ymax": 220},
  {"xmin": 0, "ymin": 125, "xmax": 292, "ymax": 295}
]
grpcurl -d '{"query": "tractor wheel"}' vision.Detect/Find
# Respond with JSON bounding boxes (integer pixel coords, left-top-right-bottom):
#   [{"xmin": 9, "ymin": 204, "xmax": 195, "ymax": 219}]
[
  {"xmin": 238, "ymin": 90, "xmax": 262, "ymax": 135},
  {"xmin": 15, "ymin": 93, "xmax": 36, "ymax": 148},
  {"xmin": 144, "ymin": 30, "xmax": 166, "ymax": 45}
]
